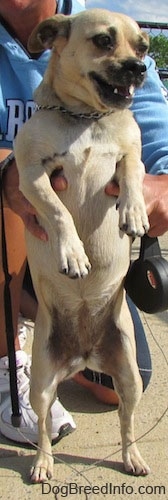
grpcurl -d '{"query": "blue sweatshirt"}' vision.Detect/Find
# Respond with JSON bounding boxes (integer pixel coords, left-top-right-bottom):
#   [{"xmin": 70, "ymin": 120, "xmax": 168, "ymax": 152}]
[{"xmin": 0, "ymin": 0, "xmax": 168, "ymax": 175}]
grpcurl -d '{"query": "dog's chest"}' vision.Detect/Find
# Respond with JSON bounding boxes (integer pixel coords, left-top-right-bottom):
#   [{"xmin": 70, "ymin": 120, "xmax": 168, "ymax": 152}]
[
  {"xmin": 44, "ymin": 120, "xmax": 122, "ymax": 215},
  {"xmin": 43, "ymin": 118, "xmax": 122, "ymax": 176}
]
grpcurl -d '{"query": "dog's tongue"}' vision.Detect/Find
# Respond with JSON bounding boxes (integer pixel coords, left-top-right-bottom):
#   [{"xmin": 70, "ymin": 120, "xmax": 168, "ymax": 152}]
[{"xmin": 114, "ymin": 85, "xmax": 134, "ymax": 98}]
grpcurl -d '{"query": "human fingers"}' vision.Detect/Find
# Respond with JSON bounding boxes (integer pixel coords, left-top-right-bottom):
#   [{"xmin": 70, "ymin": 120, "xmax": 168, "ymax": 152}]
[
  {"xmin": 22, "ymin": 212, "xmax": 48, "ymax": 241},
  {"xmin": 105, "ymin": 180, "xmax": 119, "ymax": 196},
  {"xmin": 50, "ymin": 170, "xmax": 68, "ymax": 191}
]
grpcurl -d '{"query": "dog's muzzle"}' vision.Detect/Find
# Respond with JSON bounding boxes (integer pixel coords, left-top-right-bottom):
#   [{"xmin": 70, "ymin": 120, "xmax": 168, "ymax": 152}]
[
  {"xmin": 121, "ymin": 58, "xmax": 146, "ymax": 76},
  {"xmin": 89, "ymin": 57, "xmax": 147, "ymax": 109}
]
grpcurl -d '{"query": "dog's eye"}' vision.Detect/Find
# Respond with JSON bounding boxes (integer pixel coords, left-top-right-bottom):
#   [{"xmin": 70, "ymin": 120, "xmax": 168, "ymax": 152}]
[
  {"xmin": 136, "ymin": 45, "xmax": 148, "ymax": 59},
  {"xmin": 92, "ymin": 34, "xmax": 113, "ymax": 50},
  {"xmin": 136, "ymin": 36, "xmax": 149, "ymax": 57}
]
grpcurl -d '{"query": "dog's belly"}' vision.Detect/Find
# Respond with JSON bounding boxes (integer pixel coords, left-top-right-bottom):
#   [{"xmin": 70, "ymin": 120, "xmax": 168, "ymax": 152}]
[{"xmin": 46, "ymin": 296, "xmax": 124, "ymax": 377}]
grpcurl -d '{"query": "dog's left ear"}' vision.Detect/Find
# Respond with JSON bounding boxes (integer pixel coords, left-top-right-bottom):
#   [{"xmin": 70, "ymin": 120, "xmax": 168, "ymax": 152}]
[{"xmin": 28, "ymin": 14, "xmax": 71, "ymax": 53}]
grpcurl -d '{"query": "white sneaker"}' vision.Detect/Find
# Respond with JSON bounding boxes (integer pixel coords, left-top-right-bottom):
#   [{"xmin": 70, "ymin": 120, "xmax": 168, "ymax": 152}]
[
  {"xmin": 0, "ymin": 350, "xmax": 30, "ymax": 395},
  {"xmin": 0, "ymin": 351, "xmax": 76, "ymax": 444},
  {"xmin": 0, "ymin": 315, "xmax": 33, "ymax": 394},
  {"xmin": 18, "ymin": 315, "xmax": 28, "ymax": 349}
]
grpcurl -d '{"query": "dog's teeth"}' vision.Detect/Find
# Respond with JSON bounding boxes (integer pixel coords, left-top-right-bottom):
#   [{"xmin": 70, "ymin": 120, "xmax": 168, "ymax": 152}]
[
  {"xmin": 114, "ymin": 88, "xmax": 118, "ymax": 94},
  {"xmin": 129, "ymin": 85, "xmax": 134, "ymax": 96}
]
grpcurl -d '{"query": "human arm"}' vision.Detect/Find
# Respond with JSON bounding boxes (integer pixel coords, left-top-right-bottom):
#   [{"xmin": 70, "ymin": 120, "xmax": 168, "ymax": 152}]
[
  {"xmin": 131, "ymin": 55, "xmax": 168, "ymax": 176},
  {"xmin": 131, "ymin": 56, "xmax": 168, "ymax": 236},
  {"xmin": 0, "ymin": 151, "xmax": 68, "ymax": 240},
  {"xmin": 0, "ymin": 151, "xmax": 48, "ymax": 241}
]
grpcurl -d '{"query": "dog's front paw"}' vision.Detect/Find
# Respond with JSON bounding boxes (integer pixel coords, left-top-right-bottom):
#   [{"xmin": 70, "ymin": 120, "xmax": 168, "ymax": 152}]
[
  {"xmin": 59, "ymin": 237, "xmax": 91, "ymax": 279},
  {"xmin": 30, "ymin": 453, "xmax": 54, "ymax": 483},
  {"xmin": 117, "ymin": 195, "xmax": 149, "ymax": 237}
]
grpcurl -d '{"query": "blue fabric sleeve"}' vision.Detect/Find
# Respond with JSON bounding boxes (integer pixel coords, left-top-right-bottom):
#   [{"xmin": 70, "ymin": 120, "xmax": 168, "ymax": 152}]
[{"xmin": 131, "ymin": 55, "xmax": 168, "ymax": 175}]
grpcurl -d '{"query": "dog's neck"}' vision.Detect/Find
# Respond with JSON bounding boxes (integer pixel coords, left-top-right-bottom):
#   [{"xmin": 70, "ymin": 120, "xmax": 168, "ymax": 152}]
[
  {"xmin": 35, "ymin": 103, "xmax": 114, "ymax": 120},
  {"xmin": 34, "ymin": 81, "xmax": 115, "ymax": 121}
]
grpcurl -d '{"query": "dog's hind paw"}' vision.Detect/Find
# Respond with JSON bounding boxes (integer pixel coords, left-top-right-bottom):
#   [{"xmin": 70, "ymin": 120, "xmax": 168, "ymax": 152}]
[
  {"xmin": 123, "ymin": 447, "xmax": 150, "ymax": 476},
  {"xmin": 59, "ymin": 239, "xmax": 91, "ymax": 279}
]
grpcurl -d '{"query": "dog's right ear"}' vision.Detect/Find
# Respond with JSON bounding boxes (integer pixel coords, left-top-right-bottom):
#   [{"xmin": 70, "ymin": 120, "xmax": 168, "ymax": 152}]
[{"xmin": 28, "ymin": 15, "xmax": 71, "ymax": 53}]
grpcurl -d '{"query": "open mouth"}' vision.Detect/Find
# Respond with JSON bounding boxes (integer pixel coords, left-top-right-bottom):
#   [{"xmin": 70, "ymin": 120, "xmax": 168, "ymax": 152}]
[{"xmin": 89, "ymin": 72, "xmax": 135, "ymax": 106}]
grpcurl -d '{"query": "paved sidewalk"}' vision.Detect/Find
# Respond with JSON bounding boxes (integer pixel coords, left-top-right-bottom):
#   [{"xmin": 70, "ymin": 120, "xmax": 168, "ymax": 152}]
[{"xmin": 0, "ymin": 235, "xmax": 168, "ymax": 500}]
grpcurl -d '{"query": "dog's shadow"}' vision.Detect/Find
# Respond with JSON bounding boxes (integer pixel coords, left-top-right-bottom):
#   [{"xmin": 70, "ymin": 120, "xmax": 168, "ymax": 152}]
[
  {"xmin": 58, "ymin": 378, "xmax": 117, "ymax": 414},
  {"xmin": 0, "ymin": 447, "xmax": 124, "ymax": 486}
]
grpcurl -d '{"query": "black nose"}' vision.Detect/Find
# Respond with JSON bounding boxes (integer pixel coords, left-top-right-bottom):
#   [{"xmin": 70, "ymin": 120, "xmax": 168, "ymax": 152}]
[{"xmin": 123, "ymin": 58, "xmax": 146, "ymax": 75}]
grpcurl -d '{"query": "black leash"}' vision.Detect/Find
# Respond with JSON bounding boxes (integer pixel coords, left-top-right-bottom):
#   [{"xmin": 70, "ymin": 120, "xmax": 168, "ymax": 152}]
[
  {"xmin": 62, "ymin": 0, "xmax": 72, "ymax": 15},
  {"xmin": 0, "ymin": 166, "xmax": 21, "ymax": 426}
]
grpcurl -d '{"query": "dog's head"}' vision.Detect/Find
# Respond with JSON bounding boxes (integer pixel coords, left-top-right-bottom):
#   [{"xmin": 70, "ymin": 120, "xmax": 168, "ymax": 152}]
[{"xmin": 28, "ymin": 9, "xmax": 149, "ymax": 113}]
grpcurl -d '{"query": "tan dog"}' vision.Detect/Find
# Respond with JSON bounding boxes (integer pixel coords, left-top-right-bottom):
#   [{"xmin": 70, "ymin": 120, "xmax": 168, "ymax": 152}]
[{"xmin": 14, "ymin": 9, "xmax": 150, "ymax": 482}]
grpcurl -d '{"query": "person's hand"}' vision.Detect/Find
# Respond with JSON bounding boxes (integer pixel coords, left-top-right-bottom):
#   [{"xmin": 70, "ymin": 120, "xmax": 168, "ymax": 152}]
[
  {"xmin": 142, "ymin": 173, "xmax": 168, "ymax": 237},
  {"xmin": 50, "ymin": 169, "xmax": 68, "ymax": 192},
  {"xmin": 3, "ymin": 160, "xmax": 48, "ymax": 240},
  {"xmin": 105, "ymin": 173, "xmax": 168, "ymax": 237}
]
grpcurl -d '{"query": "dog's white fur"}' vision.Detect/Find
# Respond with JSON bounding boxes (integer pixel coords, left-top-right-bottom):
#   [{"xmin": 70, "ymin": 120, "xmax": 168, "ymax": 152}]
[{"xmin": 14, "ymin": 9, "xmax": 150, "ymax": 482}]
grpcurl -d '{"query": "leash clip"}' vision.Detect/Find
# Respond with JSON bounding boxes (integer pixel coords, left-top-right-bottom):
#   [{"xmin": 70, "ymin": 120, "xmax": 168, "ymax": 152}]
[{"xmin": 11, "ymin": 413, "xmax": 22, "ymax": 428}]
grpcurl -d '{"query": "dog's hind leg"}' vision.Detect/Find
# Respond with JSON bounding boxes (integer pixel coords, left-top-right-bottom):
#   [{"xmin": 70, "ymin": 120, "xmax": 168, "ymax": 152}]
[
  {"xmin": 29, "ymin": 311, "xmax": 59, "ymax": 483},
  {"xmin": 99, "ymin": 298, "xmax": 150, "ymax": 476},
  {"xmin": 113, "ymin": 356, "xmax": 150, "ymax": 476}
]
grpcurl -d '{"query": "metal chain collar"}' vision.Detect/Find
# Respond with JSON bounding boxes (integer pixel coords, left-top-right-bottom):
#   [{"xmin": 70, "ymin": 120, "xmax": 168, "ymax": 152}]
[{"xmin": 35, "ymin": 103, "xmax": 113, "ymax": 120}]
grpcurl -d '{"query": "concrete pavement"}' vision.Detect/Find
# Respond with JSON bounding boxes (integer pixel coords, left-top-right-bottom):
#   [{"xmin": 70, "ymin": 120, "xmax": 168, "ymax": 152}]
[{"xmin": 0, "ymin": 234, "xmax": 168, "ymax": 499}]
